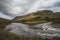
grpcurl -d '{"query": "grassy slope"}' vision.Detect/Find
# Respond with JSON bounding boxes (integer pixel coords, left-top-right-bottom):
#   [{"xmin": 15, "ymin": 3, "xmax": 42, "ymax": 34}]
[
  {"xmin": 13, "ymin": 10, "xmax": 60, "ymax": 25},
  {"xmin": 0, "ymin": 18, "xmax": 12, "ymax": 29}
]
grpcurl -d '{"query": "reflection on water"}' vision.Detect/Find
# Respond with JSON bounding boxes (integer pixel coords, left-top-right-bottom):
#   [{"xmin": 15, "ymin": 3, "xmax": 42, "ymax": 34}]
[{"xmin": 4, "ymin": 22, "xmax": 60, "ymax": 37}]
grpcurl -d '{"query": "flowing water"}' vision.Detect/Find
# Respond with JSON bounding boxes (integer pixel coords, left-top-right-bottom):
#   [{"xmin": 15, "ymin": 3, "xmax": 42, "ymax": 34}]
[{"xmin": 4, "ymin": 22, "xmax": 60, "ymax": 37}]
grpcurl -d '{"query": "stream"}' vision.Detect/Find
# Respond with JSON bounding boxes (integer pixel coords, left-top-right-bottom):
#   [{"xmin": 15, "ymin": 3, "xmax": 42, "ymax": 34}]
[{"xmin": 4, "ymin": 22, "xmax": 60, "ymax": 37}]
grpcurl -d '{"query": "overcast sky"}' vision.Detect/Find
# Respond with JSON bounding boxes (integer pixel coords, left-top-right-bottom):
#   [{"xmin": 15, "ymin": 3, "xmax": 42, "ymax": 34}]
[{"xmin": 0, "ymin": 0, "xmax": 60, "ymax": 19}]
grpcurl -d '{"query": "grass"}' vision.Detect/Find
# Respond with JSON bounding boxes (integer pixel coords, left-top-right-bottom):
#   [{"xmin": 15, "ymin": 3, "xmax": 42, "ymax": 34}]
[
  {"xmin": 24, "ymin": 20, "xmax": 46, "ymax": 25},
  {"xmin": 53, "ymin": 20, "xmax": 60, "ymax": 23},
  {"xmin": 0, "ymin": 30, "xmax": 42, "ymax": 40}
]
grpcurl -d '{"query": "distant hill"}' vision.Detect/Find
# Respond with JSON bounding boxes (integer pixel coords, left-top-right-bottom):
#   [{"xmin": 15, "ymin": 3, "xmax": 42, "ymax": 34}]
[{"xmin": 13, "ymin": 10, "xmax": 60, "ymax": 25}]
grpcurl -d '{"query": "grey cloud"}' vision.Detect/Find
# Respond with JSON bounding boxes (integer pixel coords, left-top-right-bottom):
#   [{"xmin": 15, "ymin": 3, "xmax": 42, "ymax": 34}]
[
  {"xmin": 0, "ymin": 0, "xmax": 60, "ymax": 19},
  {"xmin": 0, "ymin": 0, "xmax": 13, "ymax": 16},
  {"xmin": 39, "ymin": 0, "xmax": 60, "ymax": 12},
  {"xmin": 54, "ymin": 1, "xmax": 60, "ymax": 7},
  {"xmin": 0, "ymin": 12, "xmax": 14, "ymax": 19},
  {"xmin": 50, "ymin": 1, "xmax": 60, "ymax": 8},
  {"xmin": 0, "ymin": 0, "xmax": 36, "ymax": 16}
]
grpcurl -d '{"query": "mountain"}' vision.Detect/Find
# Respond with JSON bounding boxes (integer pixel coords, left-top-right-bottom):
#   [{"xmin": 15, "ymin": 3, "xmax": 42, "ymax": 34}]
[
  {"xmin": 0, "ymin": 18, "xmax": 12, "ymax": 29},
  {"xmin": 13, "ymin": 10, "xmax": 60, "ymax": 25},
  {"xmin": 0, "ymin": 10, "xmax": 60, "ymax": 29}
]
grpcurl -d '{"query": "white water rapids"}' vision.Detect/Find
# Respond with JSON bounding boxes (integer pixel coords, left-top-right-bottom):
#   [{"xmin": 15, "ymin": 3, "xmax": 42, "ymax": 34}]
[{"xmin": 4, "ymin": 22, "xmax": 60, "ymax": 37}]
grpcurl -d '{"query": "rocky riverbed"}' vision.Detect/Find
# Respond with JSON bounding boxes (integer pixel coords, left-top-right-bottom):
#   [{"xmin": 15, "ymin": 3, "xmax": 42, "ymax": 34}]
[{"xmin": 4, "ymin": 22, "xmax": 60, "ymax": 40}]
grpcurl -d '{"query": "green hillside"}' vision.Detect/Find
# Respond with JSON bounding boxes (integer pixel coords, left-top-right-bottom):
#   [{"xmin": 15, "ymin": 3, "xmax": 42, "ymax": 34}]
[{"xmin": 13, "ymin": 10, "xmax": 60, "ymax": 25}]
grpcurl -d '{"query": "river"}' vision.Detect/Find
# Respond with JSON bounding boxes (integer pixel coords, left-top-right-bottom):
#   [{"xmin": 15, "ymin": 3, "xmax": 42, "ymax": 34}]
[{"xmin": 4, "ymin": 22, "xmax": 60, "ymax": 37}]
